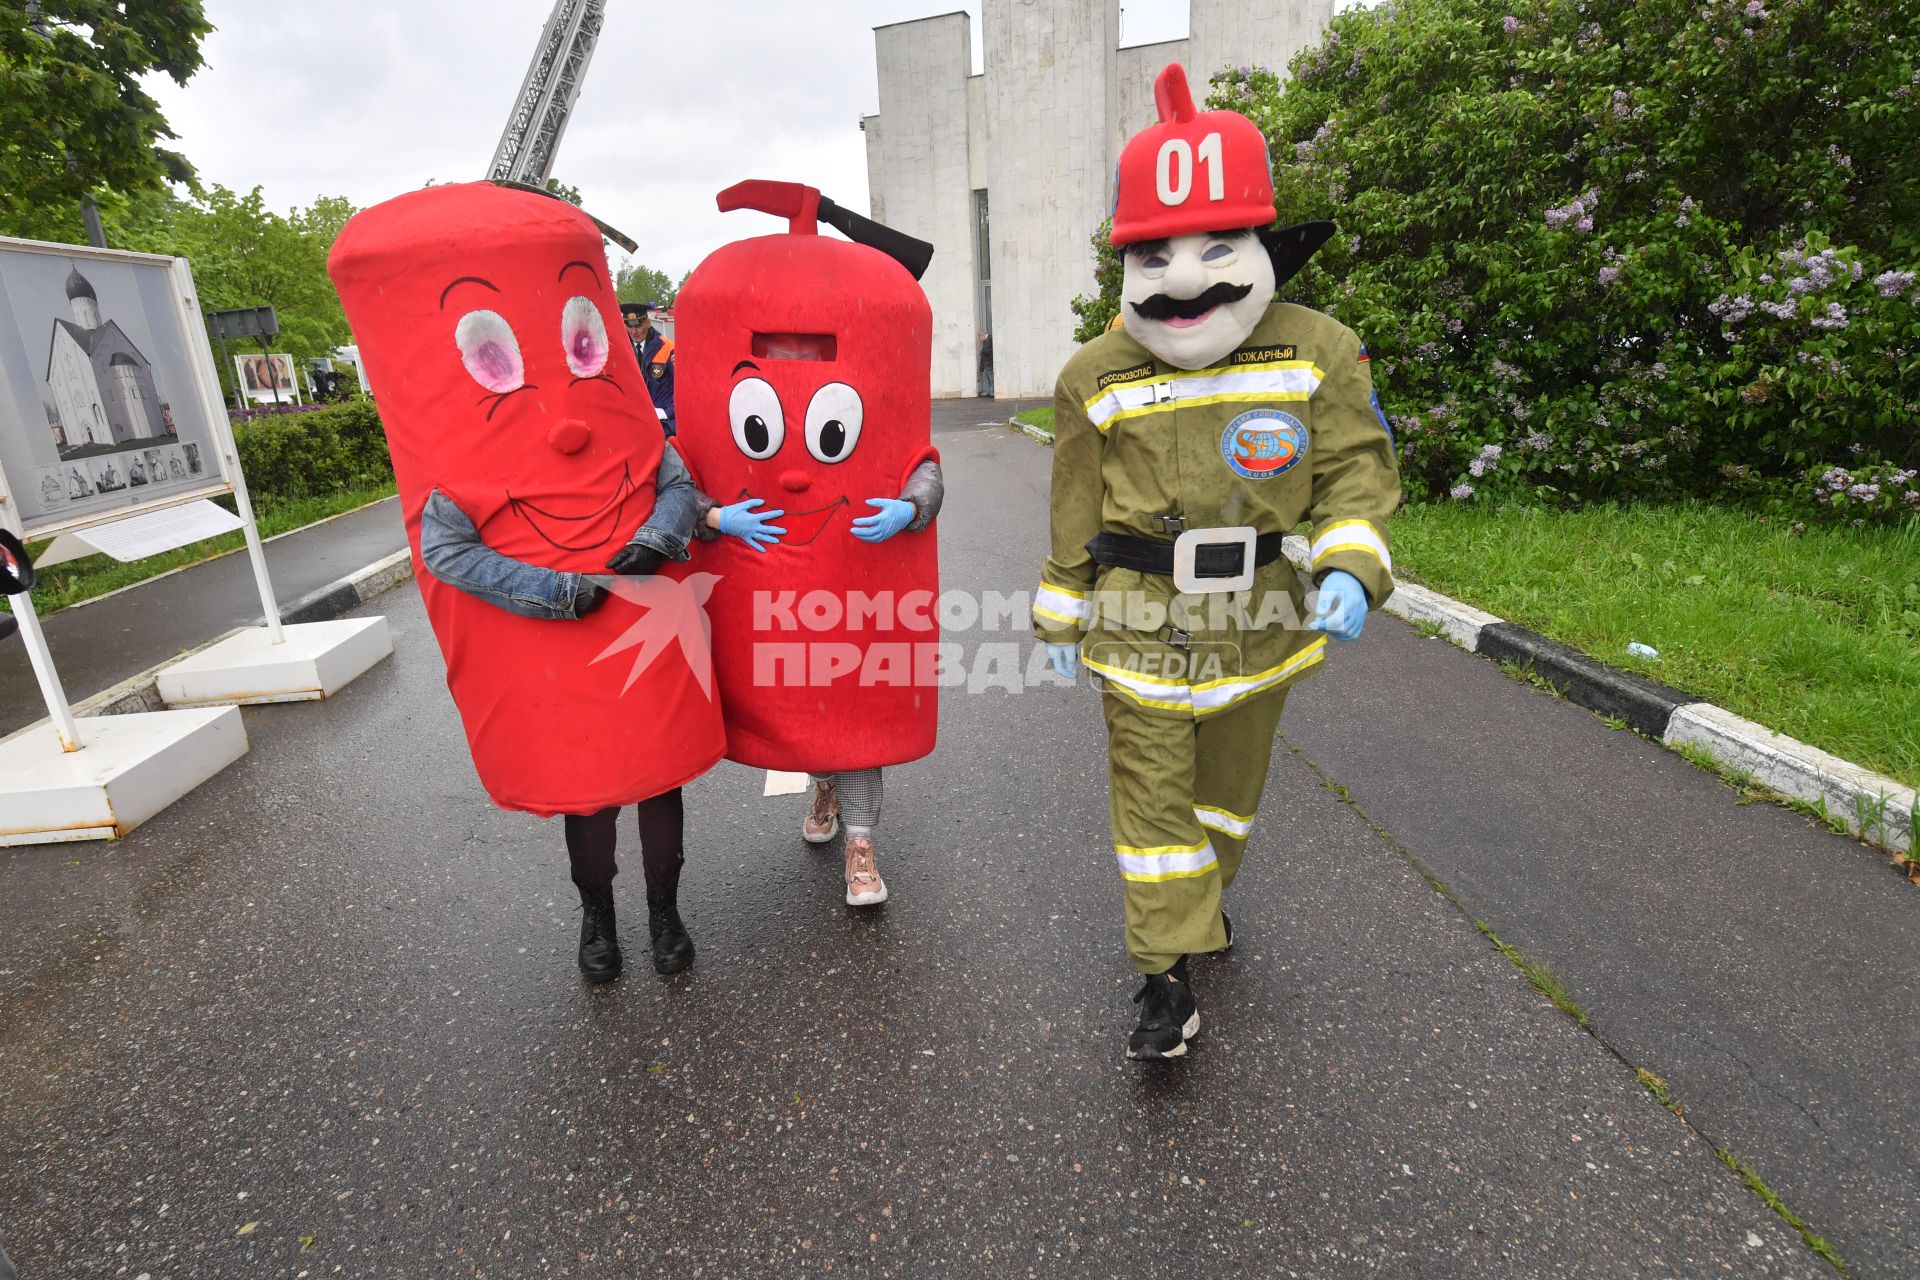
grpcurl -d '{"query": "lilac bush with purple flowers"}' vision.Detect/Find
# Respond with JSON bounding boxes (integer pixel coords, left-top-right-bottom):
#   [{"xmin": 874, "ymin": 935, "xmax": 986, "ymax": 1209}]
[{"xmin": 1072, "ymin": 0, "xmax": 1920, "ymax": 524}]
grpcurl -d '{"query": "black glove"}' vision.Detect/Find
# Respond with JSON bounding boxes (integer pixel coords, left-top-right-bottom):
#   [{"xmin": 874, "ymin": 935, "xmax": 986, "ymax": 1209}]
[
  {"xmin": 605, "ymin": 541, "xmax": 666, "ymax": 577},
  {"xmin": 574, "ymin": 579, "xmax": 608, "ymax": 618}
]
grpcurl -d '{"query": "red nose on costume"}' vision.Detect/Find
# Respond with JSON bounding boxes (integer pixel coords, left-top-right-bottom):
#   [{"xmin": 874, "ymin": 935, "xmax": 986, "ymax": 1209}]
[
  {"xmin": 548, "ymin": 419, "xmax": 591, "ymax": 455},
  {"xmin": 779, "ymin": 469, "xmax": 812, "ymax": 494}
]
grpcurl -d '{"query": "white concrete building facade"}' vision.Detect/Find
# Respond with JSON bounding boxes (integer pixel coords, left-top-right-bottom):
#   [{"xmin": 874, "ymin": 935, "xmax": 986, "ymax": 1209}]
[{"xmin": 863, "ymin": 0, "xmax": 1333, "ymax": 401}]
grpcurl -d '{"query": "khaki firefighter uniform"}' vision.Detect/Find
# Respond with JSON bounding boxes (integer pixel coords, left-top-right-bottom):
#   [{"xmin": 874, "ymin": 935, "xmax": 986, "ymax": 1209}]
[{"xmin": 1034, "ymin": 301, "xmax": 1402, "ymax": 972}]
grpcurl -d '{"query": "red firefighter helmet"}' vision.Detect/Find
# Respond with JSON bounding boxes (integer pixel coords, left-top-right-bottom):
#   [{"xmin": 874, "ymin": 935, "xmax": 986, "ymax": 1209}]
[{"xmin": 1111, "ymin": 62, "xmax": 1276, "ymax": 246}]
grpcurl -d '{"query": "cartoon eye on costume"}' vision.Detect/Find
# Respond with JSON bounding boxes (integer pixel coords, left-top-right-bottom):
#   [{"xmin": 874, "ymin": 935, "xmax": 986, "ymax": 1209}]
[
  {"xmin": 729, "ymin": 377, "xmax": 785, "ymax": 459},
  {"xmin": 804, "ymin": 382, "xmax": 864, "ymax": 464},
  {"xmin": 1202, "ymin": 240, "xmax": 1239, "ymax": 265},
  {"xmin": 561, "ymin": 296, "xmax": 609, "ymax": 377},
  {"xmin": 454, "ymin": 309, "xmax": 524, "ymax": 393}
]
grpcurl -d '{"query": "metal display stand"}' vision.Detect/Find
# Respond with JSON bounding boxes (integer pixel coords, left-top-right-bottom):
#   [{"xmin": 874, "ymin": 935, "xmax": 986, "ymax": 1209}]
[{"xmin": 0, "ymin": 243, "xmax": 389, "ymax": 846}]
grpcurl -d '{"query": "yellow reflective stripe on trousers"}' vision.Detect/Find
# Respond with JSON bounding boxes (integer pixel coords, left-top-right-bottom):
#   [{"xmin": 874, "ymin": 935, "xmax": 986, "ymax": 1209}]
[
  {"xmin": 1115, "ymin": 836, "xmax": 1218, "ymax": 882},
  {"xmin": 1191, "ymin": 638, "xmax": 1327, "ymax": 715},
  {"xmin": 1310, "ymin": 518, "xmax": 1392, "ymax": 572},
  {"xmin": 1087, "ymin": 638, "xmax": 1326, "ymax": 717},
  {"xmin": 1194, "ymin": 804, "xmax": 1255, "ymax": 838},
  {"xmin": 1082, "ymin": 654, "xmax": 1195, "ymax": 712}
]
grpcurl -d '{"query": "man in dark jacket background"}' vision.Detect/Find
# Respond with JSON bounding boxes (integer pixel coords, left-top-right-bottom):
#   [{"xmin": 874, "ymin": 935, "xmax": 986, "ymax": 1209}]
[{"xmin": 621, "ymin": 301, "xmax": 676, "ymax": 437}]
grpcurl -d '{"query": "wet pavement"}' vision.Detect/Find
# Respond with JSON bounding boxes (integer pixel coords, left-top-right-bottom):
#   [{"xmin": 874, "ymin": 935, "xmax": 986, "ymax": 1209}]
[{"xmin": 0, "ymin": 400, "xmax": 1896, "ymax": 1276}]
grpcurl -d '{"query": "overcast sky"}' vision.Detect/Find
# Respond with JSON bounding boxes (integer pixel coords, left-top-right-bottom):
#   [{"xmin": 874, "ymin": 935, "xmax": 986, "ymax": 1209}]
[{"xmin": 144, "ymin": 1, "xmax": 1350, "ymax": 281}]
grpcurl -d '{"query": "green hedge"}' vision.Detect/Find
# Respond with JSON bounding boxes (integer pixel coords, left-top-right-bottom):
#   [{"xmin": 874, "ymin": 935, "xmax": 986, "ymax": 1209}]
[
  {"xmin": 231, "ymin": 401, "xmax": 393, "ymax": 505},
  {"xmin": 1074, "ymin": 0, "xmax": 1920, "ymax": 524}
]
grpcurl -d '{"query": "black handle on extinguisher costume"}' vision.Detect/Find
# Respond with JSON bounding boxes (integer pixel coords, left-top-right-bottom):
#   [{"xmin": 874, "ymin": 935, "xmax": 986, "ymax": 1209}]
[
  {"xmin": 816, "ymin": 197, "xmax": 935, "ymax": 281},
  {"xmin": 0, "ymin": 529, "xmax": 35, "ymax": 596}
]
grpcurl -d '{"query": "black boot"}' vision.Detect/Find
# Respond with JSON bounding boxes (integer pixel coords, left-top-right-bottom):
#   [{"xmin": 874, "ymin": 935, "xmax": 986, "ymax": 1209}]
[
  {"xmin": 648, "ymin": 895, "xmax": 695, "ymax": 975},
  {"xmin": 1127, "ymin": 956, "xmax": 1198, "ymax": 1062},
  {"xmin": 577, "ymin": 888, "xmax": 623, "ymax": 983}
]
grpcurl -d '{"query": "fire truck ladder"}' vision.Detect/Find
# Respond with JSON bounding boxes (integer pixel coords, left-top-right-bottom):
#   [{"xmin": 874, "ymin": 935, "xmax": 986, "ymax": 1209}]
[{"xmin": 487, "ymin": 0, "xmax": 606, "ymax": 187}]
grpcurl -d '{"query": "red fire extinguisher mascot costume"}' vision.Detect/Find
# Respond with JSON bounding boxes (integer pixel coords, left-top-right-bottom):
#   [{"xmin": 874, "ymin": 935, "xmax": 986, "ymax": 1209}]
[
  {"xmin": 328, "ymin": 181, "xmax": 725, "ymax": 982},
  {"xmin": 675, "ymin": 180, "xmax": 942, "ymax": 909}
]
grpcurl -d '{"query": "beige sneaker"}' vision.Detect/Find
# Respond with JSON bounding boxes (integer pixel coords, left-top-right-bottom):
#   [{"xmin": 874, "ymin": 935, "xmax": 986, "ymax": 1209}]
[
  {"xmin": 802, "ymin": 780, "xmax": 840, "ymax": 843},
  {"xmin": 843, "ymin": 835, "xmax": 889, "ymax": 906}
]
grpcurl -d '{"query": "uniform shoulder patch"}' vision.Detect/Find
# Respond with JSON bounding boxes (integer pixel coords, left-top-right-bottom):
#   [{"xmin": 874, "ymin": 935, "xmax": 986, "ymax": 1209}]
[
  {"xmin": 1221, "ymin": 408, "xmax": 1308, "ymax": 480},
  {"xmin": 1096, "ymin": 361, "xmax": 1155, "ymax": 390},
  {"xmin": 1231, "ymin": 343, "xmax": 1298, "ymax": 365}
]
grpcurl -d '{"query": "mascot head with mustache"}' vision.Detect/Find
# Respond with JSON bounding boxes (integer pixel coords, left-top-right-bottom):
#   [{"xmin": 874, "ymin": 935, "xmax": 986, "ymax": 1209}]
[{"xmin": 1113, "ymin": 64, "xmax": 1333, "ymax": 370}]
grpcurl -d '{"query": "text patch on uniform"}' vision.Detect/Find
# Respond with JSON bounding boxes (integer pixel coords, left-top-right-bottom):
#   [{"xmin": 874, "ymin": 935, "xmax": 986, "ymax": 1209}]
[{"xmin": 1098, "ymin": 361, "xmax": 1155, "ymax": 390}]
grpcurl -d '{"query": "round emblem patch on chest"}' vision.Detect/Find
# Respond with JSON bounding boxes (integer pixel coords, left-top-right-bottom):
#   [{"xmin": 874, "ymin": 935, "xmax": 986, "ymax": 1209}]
[{"xmin": 1221, "ymin": 409, "xmax": 1308, "ymax": 479}]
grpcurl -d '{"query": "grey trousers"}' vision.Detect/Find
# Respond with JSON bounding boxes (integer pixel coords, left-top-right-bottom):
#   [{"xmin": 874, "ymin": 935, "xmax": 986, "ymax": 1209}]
[{"xmin": 812, "ymin": 767, "xmax": 883, "ymax": 833}]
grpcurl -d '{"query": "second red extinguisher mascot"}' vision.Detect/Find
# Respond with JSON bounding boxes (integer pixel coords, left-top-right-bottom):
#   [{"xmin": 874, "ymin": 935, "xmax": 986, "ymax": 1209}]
[{"xmin": 675, "ymin": 180, "xmax": 942, "ymax": 909}]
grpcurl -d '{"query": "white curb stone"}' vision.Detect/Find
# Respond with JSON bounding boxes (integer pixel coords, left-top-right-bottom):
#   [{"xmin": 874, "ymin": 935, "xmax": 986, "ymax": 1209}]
[
  {"xmin": 1664, "ymin": 703, "xmax": 1916, "ymax": 856},
  {"xmin": 1380, "ymin": 582, "xmax": 1504, "ymax": 651},
  {"xmin": 1007, "ymin": 417, "xmax": 1054, "ymax": 446}
]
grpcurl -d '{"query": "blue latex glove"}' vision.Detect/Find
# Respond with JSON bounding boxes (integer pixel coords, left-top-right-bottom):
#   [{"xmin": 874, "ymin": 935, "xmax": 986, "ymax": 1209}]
[
  {"xmin": 851, "ymin": 497, "xmax": 916, "ymax": 543},
  {"xmin": 1307, "ymin": 569, "xmax": 1369, "ymax": 642},
  {"xmin": 1044, "ymin": 642, "xmax": 1079, "ymax": 680},
  {"xmin": 714, "ymin": 498, "xmax": 786, "ymax": 553}
]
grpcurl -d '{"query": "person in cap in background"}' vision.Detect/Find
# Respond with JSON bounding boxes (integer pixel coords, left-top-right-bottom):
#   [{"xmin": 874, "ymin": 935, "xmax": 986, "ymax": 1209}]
[
  {"xmin": 1033, "ymin": 63, "xmax": 1401, "ymax": 1062},
  {"xmin": 621, "ymin": 301, "xmax": 677, "ymax": 437}
]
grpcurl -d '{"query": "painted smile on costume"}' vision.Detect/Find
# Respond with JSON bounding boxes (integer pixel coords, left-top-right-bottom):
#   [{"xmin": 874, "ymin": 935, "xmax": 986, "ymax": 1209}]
[
  {"xmin": 508, "ymin": 464, "xmax": 636, "ymax": 552},
  {"xmin": 734, "ymin": 488, "xmax": 851, "ymax": 547}
]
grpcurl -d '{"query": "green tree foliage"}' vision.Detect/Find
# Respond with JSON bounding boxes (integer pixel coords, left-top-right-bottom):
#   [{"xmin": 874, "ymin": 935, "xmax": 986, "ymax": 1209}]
[
  {"xmin": 1078, "ymin": 0, "xmax": 1920, "ymax": 521},
  {"xmin": 615, "ymin": 258, "xmax": 674, "ymax": 306},
  {"xmin": 3, "ymin": 180, "xmax": 355, "ymax": 399},
  {"xmin": 106, "ymin": 185, "xmax": 357, "ymax": 398},
  {"xmin": 0, "ymin": 0, "xmax": 212, "ymax": 243}
]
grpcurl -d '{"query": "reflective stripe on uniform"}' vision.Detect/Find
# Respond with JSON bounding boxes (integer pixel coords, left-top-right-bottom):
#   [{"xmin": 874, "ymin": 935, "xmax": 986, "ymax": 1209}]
[
  {"xmin": 1310, "ymin": 518, "xmax": 1392, "ymax": 572},
  {"xmin": 1085, "ymin": 636, "xmax": 1326, "ymax": 717},
  {"xmin": 1083, "ymin": 362, "xmax": 1325, "ymax": 434},
  {"xmin": 1115, "ymin": 836, "xmax": 1218, "ymax": 882},
  {"xmin": 1194, "ymin": 804, "xmax": 1254, "ymax": 838},
  {"xmin": 1033, "ymin": 582, "xmax": 1091, "ymax": 628},
  {"xmin": 1082, "ymin": 655, "xmax": 1195, "ymax": 712},
  {"xmin": 1191, "ymin": 639, "xmax": 1326, "ymax": 715}
]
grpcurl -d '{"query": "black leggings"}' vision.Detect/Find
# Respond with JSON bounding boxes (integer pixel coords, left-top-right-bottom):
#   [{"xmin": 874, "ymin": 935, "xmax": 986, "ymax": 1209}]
[{"xmin": 564, "ymin": 788, "xmax": 684, "ymax": 901}]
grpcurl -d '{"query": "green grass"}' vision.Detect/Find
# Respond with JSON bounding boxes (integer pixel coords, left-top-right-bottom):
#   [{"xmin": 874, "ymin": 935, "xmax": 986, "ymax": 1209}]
[
  {"xmin": 1715, "ymin": 1148, "xmax": 1851, "ymax": 1275},
  {"xmin": 1392, "ymin": 502, "xmax": 1920, "ymax": 789},
  {"xmin": 4, "ymin": 484, "xmax": 396, "ymax": 618},
  {"xmin": 1012, "ymin": 405, "xmax": 1055, "ymax": 434}
]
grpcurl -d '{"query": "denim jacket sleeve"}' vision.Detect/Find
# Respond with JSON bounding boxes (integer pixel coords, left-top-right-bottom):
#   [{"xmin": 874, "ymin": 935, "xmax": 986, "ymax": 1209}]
[
  {"xmin": 622, "ymin": 441, "xmax": 696, "ymax": 562},
  {"xmin": 419, "ymin": 488, "xmax": 593, "ymax": 620}
]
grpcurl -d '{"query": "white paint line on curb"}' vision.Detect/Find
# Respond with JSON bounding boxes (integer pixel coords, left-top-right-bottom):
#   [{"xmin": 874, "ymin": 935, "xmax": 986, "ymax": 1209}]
[
  {"xmin": 1381, "ymin": 582, "xmax": 1503, "ymax": 651},
  {"xmin": 1664, "ymin": 703, "xmax": 1916, "ymax": 856},
  {"xmin": 1006, "ymin": 417, "xmax": 1055, "ymax": 446}
]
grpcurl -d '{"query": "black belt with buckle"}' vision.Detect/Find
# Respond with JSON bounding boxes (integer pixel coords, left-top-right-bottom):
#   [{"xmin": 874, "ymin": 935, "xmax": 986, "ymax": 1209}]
[{"xmin": 1087, "ymin": 530, "xmax": 1288, "ymax": 579}]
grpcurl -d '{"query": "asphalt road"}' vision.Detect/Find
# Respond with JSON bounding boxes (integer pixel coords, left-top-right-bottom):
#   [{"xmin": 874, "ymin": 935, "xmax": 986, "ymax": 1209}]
[{"xmin": 0, "ymin": 400, "xmax": 1884, "ymax": 1277}]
